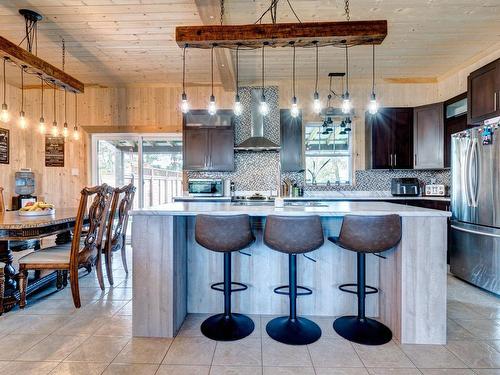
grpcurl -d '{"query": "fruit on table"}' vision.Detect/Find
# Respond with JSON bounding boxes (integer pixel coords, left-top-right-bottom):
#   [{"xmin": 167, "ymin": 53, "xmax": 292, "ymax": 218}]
[{"xmin": 20, "ymin": 201, "xmax": 55, "ymax": 212}]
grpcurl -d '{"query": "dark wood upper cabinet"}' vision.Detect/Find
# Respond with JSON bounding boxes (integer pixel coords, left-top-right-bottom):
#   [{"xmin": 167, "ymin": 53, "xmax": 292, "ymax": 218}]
[
  {"xmin": 280, "ymin": 109, "xmax": 304, "ymax": 172},
  {"xmin": 182, "ymin": 110, "xmax": 235, "ymax": 171},
  {"xmin": 414, "ymin": 102, "xmax": 444, "ymax": 169},
  {"xmin": 366, "ymin": 108, "xmax": 413, "ymax": 169},
  {"xmin": 468, "ymin": 58, "xmax": 500, "ymax": 124}
]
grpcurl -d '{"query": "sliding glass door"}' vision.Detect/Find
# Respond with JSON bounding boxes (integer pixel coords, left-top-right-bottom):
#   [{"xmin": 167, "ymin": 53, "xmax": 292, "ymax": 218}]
[{"xmin": 92, "ymin": 134, "xmax": 182, "ymax": 209}]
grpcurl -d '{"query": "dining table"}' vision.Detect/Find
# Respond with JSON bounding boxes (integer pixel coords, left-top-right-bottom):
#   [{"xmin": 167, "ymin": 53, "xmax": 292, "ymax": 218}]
[{"xmin": 0, "ymin": 208, "xmax": 79, "ymax": 312}]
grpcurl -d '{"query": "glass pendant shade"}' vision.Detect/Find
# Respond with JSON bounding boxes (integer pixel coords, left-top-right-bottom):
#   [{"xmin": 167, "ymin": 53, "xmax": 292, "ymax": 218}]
[
  {"xmin": 39, "ymin": 117, "xmax": 45, "ymax": 134},
  {"xmin": 208, "ymin": 94, "xmax": 217, "ymax": 116},
  {"xmin": 180, "ymin": 92, "xmax": 189, "ymax": 114},
  {"xmin": 290, "ymin": 97, "xmax": 299, "ymax": 118},
  {"xmin": 63, "ymin": 122, "xmax": 69, "ymax": 137},
  {"xmin": 0, "ymin": 103, "xmax": 9, "ymax": 123},
  {"xmin": 341, "ymin": 94, "xmax": 352, "ymax": 114},
  {"xmin": 368, "ymin": 93, "xmax": 378, "ymax": 115},
  {"xmin": 259, "ymin": 95, "xmax": 269, "ymax": 116},
  {"xmin": 313, "ymin": 92, "xmax": 321, "ymax": 114},
  {"xmin": 18, "ymin": 111, "xmax": 27, "ymax": 129},
  {"xmin": 51, "ymin": 121, "xmax": 58, "ymax": 136},
  {"xmin": 73, "ymin": 126, "xmax": 79, "ymax": 140},
  {"xmin": 233, "ymin": 94, "xmax": 243, "ymax": 116}
]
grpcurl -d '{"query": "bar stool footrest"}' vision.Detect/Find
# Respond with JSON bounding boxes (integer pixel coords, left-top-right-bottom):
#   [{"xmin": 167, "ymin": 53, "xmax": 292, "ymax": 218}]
[
  {"xmin": 211, "ymin": 281, "xmax": 248, "ymax": 293},
  {"xmin": 273, "ymin": 285, "xmax": 313, "ymax": 296},
  {"xmin": 338, "ymin": 283, "xmax": 378, "ymax": 295}
]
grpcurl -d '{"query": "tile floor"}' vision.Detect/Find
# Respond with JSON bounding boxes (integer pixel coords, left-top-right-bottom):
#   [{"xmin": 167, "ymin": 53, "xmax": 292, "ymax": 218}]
[{"xmin": 0, "ymin": 250, "xmax": 499, "ymax": 375}]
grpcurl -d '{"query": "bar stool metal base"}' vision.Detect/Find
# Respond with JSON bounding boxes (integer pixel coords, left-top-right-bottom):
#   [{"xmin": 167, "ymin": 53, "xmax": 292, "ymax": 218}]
[
  {"xmin": 266, "ymin": 316, "xmax": 321, "ymax": 345},
  {"xmin": 333, "ymin": 316, "xmax": 392, "ymax": 346},
  {"xmin": 201, "ymin": 313, "xmax": 255, "ymax": 341}
]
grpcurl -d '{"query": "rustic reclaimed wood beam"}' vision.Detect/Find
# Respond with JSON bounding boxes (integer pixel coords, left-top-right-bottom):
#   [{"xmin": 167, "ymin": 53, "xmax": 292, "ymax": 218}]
[
  {"xmin": 176, "ymin": 20, "xmax": 387, "ymax": 49},
  {"xmin": 0, "ymin": 35, "xmax": 84, "ymax": 93}
]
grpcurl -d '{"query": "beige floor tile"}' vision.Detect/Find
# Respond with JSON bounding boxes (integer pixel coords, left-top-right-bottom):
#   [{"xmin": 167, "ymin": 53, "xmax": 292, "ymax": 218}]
[
  {"xmin": 54, "ymin": 314, "xmax": 108, "ymax": 336},
  {"xmin": 0, "ymin": 334, "xmax": 47, "ymax": 360},
  {"xmin": 261, "ymin": 338, "xmax": 312, "ymax": 367},
  {"xmin": 0, "ymin": 361, "xmax": 59, "ymax": 375},
  {"xmin": 399, "ymin": 344, "xmax": 467, "ymax": 368},
  {"xmin": 315, "ymin": 368, "xmax": 369, "ymax": 375},
  {"xmin": 309, "ymin": 317, "xmax": 348, "ymax": 340},
  {"xmin": 453, "ymin": 319, "xmax": 500, "ymax": 340},
  {"xmin": 64, "ymin": 336, "xmax": 130, "ymax": 363},
  {"xmin": 101, "ymin": 363, "xmax": 159, "ymax": 375},
  {"xmin": 486, "ymin": 340, "xmax": 500, "ymax": 352},
  {"xmin": 353, "ymin": 341, "xmax": 415, "ymax": 368},
  {"xmin": 472, "ymin": 370, "xmax": 500, "ymax": 374},
  {"xmin": 365, "ymin": 369, "xmax": 422, "ymax": 375},
  {"xmin": 113, "ymin": 337, "xmax": 172, "ymax": 364},
  {"xmin": 308, "ymin": 338, "xmax": 364, "ymax": 368},
  {"xmin": 446, "ymin": 319, "xmax": 475, "ymax": 340},
  {"xmin": 210, "ymin": 365, "xmax": 263, "ymax": 375},
  {"xmin": 104, "ymin": 288, "xmax": 133, "ymax": 301},
  {"xmin": 19, "ymin": 335, "xmax": 89, "ymax": 362},
  {"xmin": 0, "ymin": 315, "xmax": 71, "ymax": 335},
  {"xmin": 419, "ymin": 370, "xmax": 475, "ymax": 375},
  {"xmin": 78, "ymin": 300, "xmax": 129, "ymax": 317},
  {"xmin": 263, "ymin": 367, "xmax": 315, "ymax": 375},
  {"xmin": 446, "ymin": 340, "xmax": 500, "ymax": 368},
  {"xmin": 156, "ymin": 364, "xmax": 210, "ymax": 375},
  {"xmin": 212, "ymin": 338, "xmax": 262, "ymax": 366},
  {"xmin": 93, "ymin": 315, "xmax": 132, "ymax": 337},
  {"xmin": 53, "ymin": 288, "xmax": 107, "ymax": 302},
  {"xmin": 16, "ymin": 299, "xmax": 82, "ymax": 316},
  {"xmin": 48, "ymin": 362, "xmax": 108, "ymax": 375},
  {"xmin": 177, "ymin": 314, "xmax": 210, "ymax": 337},
  {"xmin": 115, "ymin": 301, "xmax": 132, "ymax": 316},
  {"xmin": 461, "ymin": 302, "xmax": 500, "ymax": 319},
  {"xmin": 163, "ymin": 336, "xmax": 216, "ymax": 366},
  {"xmin": 447, "ymin": 301, "xmax": 486, "ymax": 320}
]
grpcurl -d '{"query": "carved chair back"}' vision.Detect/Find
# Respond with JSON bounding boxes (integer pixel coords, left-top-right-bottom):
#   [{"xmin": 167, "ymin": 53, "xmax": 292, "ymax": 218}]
[
  {"xmin": 105, "ymin": 183, "xmax": 136, "ymax": 253},
  {"xmin": 0, "ymin": 187, "xmax": 5, "ymax": 212},
  {"xmin": 70, "ymin": 184, "xmax": 113, "ymax": 271}
]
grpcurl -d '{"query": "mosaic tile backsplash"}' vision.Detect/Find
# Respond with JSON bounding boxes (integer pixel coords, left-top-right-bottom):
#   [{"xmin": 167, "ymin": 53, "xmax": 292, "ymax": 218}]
[{"xmin": 188, "ymin": 86, "xmax": 451, "ymax": 193}]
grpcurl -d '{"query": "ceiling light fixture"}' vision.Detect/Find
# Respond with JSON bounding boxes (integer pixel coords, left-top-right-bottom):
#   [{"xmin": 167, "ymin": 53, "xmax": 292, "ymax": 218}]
[
  {"xmin": 313, "ymin": 41, "xmax": 321, "ymax": 115},
  {"xmin": 180, "ymin": 44, "xmax": 189, "ymax": 114},
  {"xmin": 18, "ymin": 65, "xmax": 27, "ymax": 129},
  {"xmin": 233, "ymin": 44, "xmax": 243, "ymax": 116},
  {"xmin": 73, "ymin": 92, "xmax": 79, "ymax": 140},
  {"xmin": 290, "ymin": 42, "xmax": 299, "ymax": 118},
  {"xmin": 51, "ymin": 81, "xmax": 58, "ymax": 136},
  {"xmin": 368, "ymin": 44, "xmax": 379, "ymax": 115},
  {"xmin": 208, "ymin": 44, "xmax": 217, "ymax": 116},
  {"xmin": 341, "ymin": 45, "xmax": 352, "ymax": 114},
  {"xmin": 259, "ymin": 42, "xmax": 270, "ymax": 116},
  {"xmin": 1, "ymin": 57, "xmax": 10, "ymax": 123},
  {"xmin": 62, "ymin": 88, "xmax": 68, "ymax": 138},
  {"xmin": 38, "ymin": 74, "xmax": 45, "ymax": 134}
]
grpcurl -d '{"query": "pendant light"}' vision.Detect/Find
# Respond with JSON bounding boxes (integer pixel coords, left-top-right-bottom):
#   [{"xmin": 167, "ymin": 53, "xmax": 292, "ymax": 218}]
[
  {"xmin": 180, "ymin": 44, "xmax": 189, "ymax": 114},
  {"xmin": 259, "ymin": 42, "xmax": 270, "ymax": 116},
  {"xmin": 62, "ymin": 88, "xmax": 68, "ymax": 138},
  {"xmin": 18, "ymin": 65, "xmax": 27, "ymax": 129},
  {"xmin": 51, "ymin": 81, "xmax": 58, "ymax": 136},
  {"xmin": 341, "ymin": 45, "xmax": 352, "ymax": 114},
  {"xmin": 312, "ymin": 41, "xmax": 321, "ymax": 115},
  {"xmin": 290, "ymin": 42, "xmax": 299, "ymax": 118},
  {"xmin": 368, "ymin": 44, "xmax": 379, "ymax": 115},
  {"xmin": 38, "ymin": 74, "xmax": 46, "ymax": 134},
  {"xmin": 233, "ymin": 44, "xmax": 243, "ymax": 116},
  {"xmin": 73, "ymin": 92, "xmax": 79, "ymax": 140},
  {"xmin": 207, "ymin": 44, "xmax": 217, "ymax": 116},
  {"xmin": 1, "ymin": 57, "xmax": 10, "ymax": 123}
]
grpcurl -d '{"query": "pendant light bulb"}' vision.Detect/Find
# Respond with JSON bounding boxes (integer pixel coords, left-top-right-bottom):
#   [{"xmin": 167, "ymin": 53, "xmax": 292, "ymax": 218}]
[
  {"xmin": 63, "ymin": 122, "xmax": 69, "ymax": 138},
  {"xmin": 18, "ymin": 111, "xmax": 27, "ymax": 129},
  {"xmin": 368, "ymin": 93, "xmax": 378, "ymax": 115},
  {"xmin": 208, "ymin": 94, "xmax": 217, "ymax": 116},
  {"xmin": 259, "ymin": 94, "xmax": 269, "ymax": 116},
  {"xmin": 39, "ymin": 117, "xmax": 46, "ymax": 134},
  {"xmin": 0, "ymin": 104, "xmax": 9, "ymax": 123},
  {"xmin": 233, "ymin": 94, "xmax": 243, "ymax": 116},
  {"xmin": 73, "ymin": 126, "xmax": 79, "ymax": 141},
  {"xmin": 51, "ymin": 121, "xmax": 58, "ymax": 137},
  {"xmin": 180, "ymin": 92, "xmax": 189, "ymax": 114},
  {"xmin": 341, "ymin": 93, "xmax": 352, "ymax": 114},
  {"xmin": 313, "ymin": 92, "xmax": 321, "ymax": 114},
  {"xmin": 290, "ymin": 97, "xmax": 299, "ymax": 118}
]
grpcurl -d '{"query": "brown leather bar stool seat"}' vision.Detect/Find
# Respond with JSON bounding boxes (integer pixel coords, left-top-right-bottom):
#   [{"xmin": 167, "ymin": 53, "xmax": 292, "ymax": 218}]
[
  {"xmin": 264, "ymin": 215, "xmax": 324, "ymax": 345},
  {"xmin": 195, "ymin": 214, "xmax": 255, "ymax": 341},
  {"xmin": 329, "ymin": 215, "xmax": 402, "ymax": 346}
]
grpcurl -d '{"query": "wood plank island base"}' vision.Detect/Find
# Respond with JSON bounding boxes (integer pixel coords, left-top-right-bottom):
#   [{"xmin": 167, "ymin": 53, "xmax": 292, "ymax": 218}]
[{"xmin": 131, "ymin": 201, "xmax": 450, "ymax": 345}]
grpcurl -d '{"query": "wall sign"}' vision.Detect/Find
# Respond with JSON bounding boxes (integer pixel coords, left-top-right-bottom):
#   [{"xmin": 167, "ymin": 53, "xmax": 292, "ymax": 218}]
[
  {"xmin": 45, "ymin": 136, "xmax": 65, "ymax": 167},
  {"xmin": 0, "ymin": 127, "xmax": 9, "ymax": 164}
]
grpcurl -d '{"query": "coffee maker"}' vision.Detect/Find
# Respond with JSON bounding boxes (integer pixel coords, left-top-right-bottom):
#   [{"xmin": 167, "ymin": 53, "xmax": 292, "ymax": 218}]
[{"xmin": 12, "ymin": 169, "xmax": 37, "ymax": 210}]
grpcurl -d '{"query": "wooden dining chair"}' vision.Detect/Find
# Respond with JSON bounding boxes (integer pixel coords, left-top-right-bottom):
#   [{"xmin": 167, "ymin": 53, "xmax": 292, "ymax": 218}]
[
  {"xmin": 0, "ymin": 186, "xmax": 5, "ymax": 212},
  {"xmin": 0, "ymin": 261, "xmax": 4, "ymax": 315},
  {"xmin": 103, "ymin": 183, "xmax": 136, "ymax": 285},
  {"xmin": 18, "ymin": 184, "xmax": 114, "ymax": 308}
]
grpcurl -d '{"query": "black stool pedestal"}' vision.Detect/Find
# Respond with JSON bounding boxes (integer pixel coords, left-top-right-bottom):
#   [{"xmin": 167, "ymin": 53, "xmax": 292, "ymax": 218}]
[
  {"xmin": 201, "ymin": 313, "xmax": 255, "ymax": 341},
  {"xmin": 333, "ymin": 316, "xmax": 392, "ymax": 346}
]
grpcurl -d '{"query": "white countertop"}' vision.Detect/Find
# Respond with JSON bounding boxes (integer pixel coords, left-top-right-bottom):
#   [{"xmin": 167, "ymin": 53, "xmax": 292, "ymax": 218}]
[{"xmin": 131, "ymin": 201, "xmax": 451, "ymax": 217}]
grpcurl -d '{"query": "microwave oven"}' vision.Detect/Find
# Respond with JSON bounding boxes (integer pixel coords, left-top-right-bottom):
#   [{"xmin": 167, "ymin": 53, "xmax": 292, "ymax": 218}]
[{"xmin": 188, "ymin": 179, "xmax": 224, "ymax": 197}]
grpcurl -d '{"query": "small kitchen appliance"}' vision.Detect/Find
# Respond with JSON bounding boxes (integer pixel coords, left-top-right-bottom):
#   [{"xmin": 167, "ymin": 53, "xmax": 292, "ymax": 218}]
[
  {"xmin": 390, "ymin": 178, "xmax": 420, "ymax": 196},
  {"xmin": 424, "ymin": 184, "xmax": 446, "ymax": 196},
  {"xmin": 12, "ymin": 169, "xmax": 37, "ymax": 210},
  {"xmin": 187, "ymin": 178, "xmax": 224, "ymax": 197}
]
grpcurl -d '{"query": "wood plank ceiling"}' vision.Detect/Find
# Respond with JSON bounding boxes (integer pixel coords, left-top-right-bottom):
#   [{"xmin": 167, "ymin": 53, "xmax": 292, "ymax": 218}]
[{"xmin": 0, "ymin": 0, "xmax": 499, "ymax": 87}]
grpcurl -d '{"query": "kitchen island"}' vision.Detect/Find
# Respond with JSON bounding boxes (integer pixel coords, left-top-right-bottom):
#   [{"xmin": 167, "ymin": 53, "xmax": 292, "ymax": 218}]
[{"xmin": 131, "ymin": 201, "xmax": 450, "ymax": 344}]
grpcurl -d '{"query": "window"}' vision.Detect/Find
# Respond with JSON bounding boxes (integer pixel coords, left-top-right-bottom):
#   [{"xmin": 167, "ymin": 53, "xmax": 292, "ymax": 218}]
[{"xmin": 304, "ymin": 123, "xmax": 352, "ymax": 185}]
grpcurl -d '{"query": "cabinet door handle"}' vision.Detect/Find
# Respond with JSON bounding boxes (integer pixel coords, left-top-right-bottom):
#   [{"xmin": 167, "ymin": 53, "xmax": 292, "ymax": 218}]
[
  {"xmin": 415, "ymin": 154, "xmax": 417, "ymax": 166},
  {"xmin": 389, "ymin": 153, "xmax": 393, "ymax": 167},
  {"xmin": 495, "ymin": 92, "xmax": 498, "ymax": 111},
  {"xmin": 394, "ymin": 154, "xmax": 397, "ymax": 167}
]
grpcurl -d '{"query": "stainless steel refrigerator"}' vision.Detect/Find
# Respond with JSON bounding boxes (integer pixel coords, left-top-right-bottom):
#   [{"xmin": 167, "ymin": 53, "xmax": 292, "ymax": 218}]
[{"xmin": 450, "ymin": 125, "xmax": 500, "ymax": 295}]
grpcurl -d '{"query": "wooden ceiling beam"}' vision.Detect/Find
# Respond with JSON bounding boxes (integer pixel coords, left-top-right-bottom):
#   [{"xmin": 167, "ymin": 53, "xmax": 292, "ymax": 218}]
[
  {"xmin": 175, "ymin": 20, "xmax": 387, "ymax": 49},
  {"xmin": 0, "ymin": 35, "xmax": 84, "ymax": 93}
]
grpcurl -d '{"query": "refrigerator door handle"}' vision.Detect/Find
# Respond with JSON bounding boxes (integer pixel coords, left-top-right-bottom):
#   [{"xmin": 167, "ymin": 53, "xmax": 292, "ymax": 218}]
[
  {"xmin": 463, "ymin": 138, "xmax": 473, "ymax": 207},
  {"xmin": 451, "ymin": 224, "xmax": 500, "ymax": 238},
  {"xmin": 468, "ymin": 138, "xmax": 480, "ymax": 208}
]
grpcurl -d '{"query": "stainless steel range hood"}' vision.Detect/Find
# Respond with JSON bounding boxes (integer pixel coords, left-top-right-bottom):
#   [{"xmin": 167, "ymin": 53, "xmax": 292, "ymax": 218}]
[{"xmin": 234, "ymin": 89, "xmax": 280, "ymax": 152}]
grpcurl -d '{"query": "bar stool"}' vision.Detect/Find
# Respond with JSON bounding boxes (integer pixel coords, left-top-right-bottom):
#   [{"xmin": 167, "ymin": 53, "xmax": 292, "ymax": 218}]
[
  {"xmin": 195, "ymin": 214, "xmax": 255, "ymax": 341},
  {"xmin": 329, "ymin": 215, "xmax": 402, "ymax": 346},
  {"xmin": 264, "ymin": 215, "xmax": 324, "ymax": 345}
]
